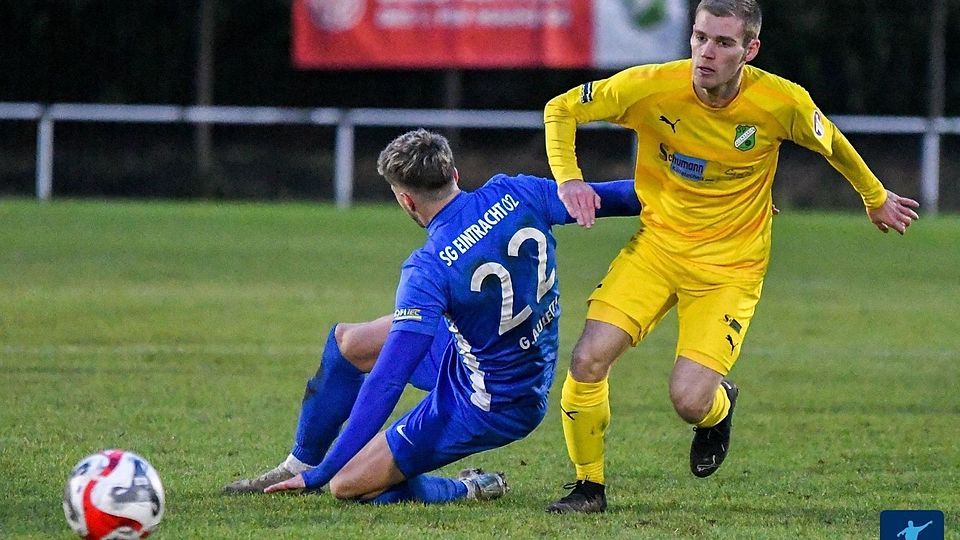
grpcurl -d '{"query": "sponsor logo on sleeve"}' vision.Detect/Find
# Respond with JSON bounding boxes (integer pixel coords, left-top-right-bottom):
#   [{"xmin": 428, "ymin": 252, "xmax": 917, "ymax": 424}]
[
  {"xmin": 393, "ymin": 308, "xmax": 422, "ymax": 322},
  {"xmin": 813, "ymin": 110, "xmax": 825, "ymax": 138},
  {"xmin": 580, "ymin": 81, "xmax": 594, "ymax": 104}
]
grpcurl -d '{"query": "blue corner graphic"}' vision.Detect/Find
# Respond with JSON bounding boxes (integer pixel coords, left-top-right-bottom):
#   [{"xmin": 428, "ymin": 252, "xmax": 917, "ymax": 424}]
[{"xmin": 880, "ymin": 510, "xmax": 944, "ymax": 540}]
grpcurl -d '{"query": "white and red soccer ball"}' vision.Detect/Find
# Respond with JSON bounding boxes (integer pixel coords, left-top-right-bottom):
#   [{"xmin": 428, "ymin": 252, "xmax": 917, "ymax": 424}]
[{"xmin": 63, "ymin": 449, "xmax": 165, "ymax": 539}]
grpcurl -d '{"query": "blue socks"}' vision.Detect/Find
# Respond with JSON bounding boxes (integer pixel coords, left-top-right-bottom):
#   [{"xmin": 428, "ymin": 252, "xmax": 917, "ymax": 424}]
[
  {"xmin": 367, "ymin": 475, "xmax": 468, "ymax": 505},
  {"xmin": 290, "ymin": 325, "xmax": 365, "ymax": 466}
]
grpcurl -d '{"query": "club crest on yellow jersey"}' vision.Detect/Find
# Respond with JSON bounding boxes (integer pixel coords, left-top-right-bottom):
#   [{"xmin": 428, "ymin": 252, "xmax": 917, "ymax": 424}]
[{"xmin": 734, "ymin": 125, "xmax": 757, "ymax": 151}]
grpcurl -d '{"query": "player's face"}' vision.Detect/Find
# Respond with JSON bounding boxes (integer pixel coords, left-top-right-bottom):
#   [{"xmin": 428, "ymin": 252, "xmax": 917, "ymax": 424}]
[{"xmin": 690, "ymin": 11, "xmax": 759, "ymax": 103}]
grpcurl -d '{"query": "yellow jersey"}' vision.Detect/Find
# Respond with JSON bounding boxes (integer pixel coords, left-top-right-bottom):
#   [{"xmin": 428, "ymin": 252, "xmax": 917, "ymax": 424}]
[{"xmin": 545, "ymin": 59, "xmax": 887, "ymax": 278}]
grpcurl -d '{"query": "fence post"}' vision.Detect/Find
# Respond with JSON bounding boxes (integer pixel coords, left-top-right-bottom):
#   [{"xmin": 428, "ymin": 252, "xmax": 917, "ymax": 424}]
[
  {"xmin": 36, "ymin": 113, "xmax": 54, "ymax": 201},
  {"xmin": 920, "ymin": 120, "xmax": 940, "ymax": 215},
  {"xmin": 922, "ymin": 0, "xmax": 945, "ymax": 216},
  {"xmin": 334, "ymin": 112, "xmax": 355, "ymax": 209}
]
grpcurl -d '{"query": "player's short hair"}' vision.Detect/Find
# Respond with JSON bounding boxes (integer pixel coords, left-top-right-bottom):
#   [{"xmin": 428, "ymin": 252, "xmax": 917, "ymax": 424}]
[
  {"xmin": 695, "ymin": 0, "xmax": 762, "ymax": 44},
  {"xmin": 377, "ymin": 129, "xmax": 456, "ymax": 198}
]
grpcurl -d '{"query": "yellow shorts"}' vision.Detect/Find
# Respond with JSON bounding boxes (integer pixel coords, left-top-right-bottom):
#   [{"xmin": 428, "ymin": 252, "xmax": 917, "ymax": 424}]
[{"xmin": 587, "ymin": 236, "xmax": 763, "ymax": 375}]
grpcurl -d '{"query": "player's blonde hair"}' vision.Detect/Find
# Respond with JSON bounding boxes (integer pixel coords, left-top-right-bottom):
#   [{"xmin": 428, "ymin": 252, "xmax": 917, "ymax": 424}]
[
  {"xmin": 377, "ymin": 129, "xmax": 456, "ymax": 200},
  {"xmin": 696, "ymin": 0, "xmax": 762, "ymax": 44}
]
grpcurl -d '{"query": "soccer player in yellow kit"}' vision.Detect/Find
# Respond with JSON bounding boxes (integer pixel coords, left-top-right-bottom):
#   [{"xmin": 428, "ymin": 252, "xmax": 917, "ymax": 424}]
[{"xmin": 543, "ymin": 0, "xmax": 920, "ymax": 513}]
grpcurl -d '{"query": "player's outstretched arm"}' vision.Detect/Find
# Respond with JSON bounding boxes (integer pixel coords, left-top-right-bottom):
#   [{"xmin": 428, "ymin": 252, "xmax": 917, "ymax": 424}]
[
  {"xmin": 866, "ymin": 190, "xmax": 920, "ymax": 235},
  {"xmin": 584, "ymin": 179, "xmax": 640, "ymax": 220},
  {"xmin": 558, "ymin": 180, "xmax": 601, "ymax": 228}
]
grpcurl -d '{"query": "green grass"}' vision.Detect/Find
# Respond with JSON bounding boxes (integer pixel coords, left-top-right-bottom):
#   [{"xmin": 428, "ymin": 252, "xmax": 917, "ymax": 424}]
[{"xmin": 0, "ymin": 199, "xmax": 957, "ymax": 539}]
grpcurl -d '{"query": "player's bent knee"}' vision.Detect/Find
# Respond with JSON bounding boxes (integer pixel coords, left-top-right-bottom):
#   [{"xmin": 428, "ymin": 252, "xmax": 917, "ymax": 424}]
[
  {"xmin": 335, "ymin": 324, "xmax": 376, "ymax": 372},
  {"xmin": 328, "ymin": 475, "xmax": 358, "ymax": 500},
  {"xmin": 333, "ymin": 322, "xmax": 347, "ymax": 348},
  {"xmin": 568, "ymin": 320, "xmax": 632, "ymax": 382},
  {"xmin": 569, "ymin": 344, "xmax": 612, "ymax": 382},
  {"xmin": 335, "ymin": 323, "xmax": 357, "ymax": 356},
  {"xmin": 670, "ymin": 391, "xmax": 710, "ymax": 424}
]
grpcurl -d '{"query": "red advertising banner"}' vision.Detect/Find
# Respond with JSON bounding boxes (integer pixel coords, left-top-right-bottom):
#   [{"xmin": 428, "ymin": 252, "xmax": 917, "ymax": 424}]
[
  {"xmin": 293, "ymin": 0, "xmax": 592, "ymax": 69},
  {"xmin": 293, "ymin": 0, "xmax": 686, "ymax": 69}
]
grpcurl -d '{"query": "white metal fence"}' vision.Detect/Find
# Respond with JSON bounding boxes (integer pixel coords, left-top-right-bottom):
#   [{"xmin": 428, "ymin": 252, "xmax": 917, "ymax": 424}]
[{"xmin": 2, "ymin": 102, "xmax": 958, "ymax": 213}]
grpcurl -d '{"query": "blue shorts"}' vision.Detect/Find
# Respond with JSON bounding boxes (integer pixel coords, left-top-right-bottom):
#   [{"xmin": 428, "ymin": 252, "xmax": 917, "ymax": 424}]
[{"xmin": 386, "ymin": 332, "xmax": 547, "ymax": 478}]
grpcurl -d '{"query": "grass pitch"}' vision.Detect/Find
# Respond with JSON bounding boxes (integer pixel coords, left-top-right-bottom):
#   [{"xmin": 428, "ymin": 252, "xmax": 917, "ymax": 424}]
[{"xmin": 0, "ymin": 199, "xmax": 957, "ymax": 539}]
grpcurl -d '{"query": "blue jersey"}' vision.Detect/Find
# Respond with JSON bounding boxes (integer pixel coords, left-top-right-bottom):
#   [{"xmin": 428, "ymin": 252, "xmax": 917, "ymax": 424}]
[
  {"xmin": 301, "ymin": 175, "xmax": 638, "ymax": 489},
  {"xmin": 392, "ymin": 174, "xmax": 572, "ymax": 411}
]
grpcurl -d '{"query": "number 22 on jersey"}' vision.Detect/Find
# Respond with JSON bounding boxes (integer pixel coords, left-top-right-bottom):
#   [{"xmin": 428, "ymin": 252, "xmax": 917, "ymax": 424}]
[{"xmin": 470, "ymin": 227, "xmax": 556, "ymax": 335}]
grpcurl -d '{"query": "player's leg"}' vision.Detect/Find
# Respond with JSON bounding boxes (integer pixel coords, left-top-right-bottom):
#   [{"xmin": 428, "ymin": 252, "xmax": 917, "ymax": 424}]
[
  {"xmin": 362, "ymin": 469, "xmax": 508, "ymax": 505},
  {"xmin": 671, "ymin": 357, "xmax": 735, "ymax": 478},
  {"xmin": 546, "ymin": 317, "xmax": 631, "ymax": 514},
  {"xmin": 329, "ymin": 433, "xmax": 507, "ymax": 504},
  {"xmin": 375, "ymin": 368, "xmax": 542, "ymax": 505},
  {"xmin": 334, "ymin": 315, "xmax": 394, "ymax": 370},
  {"xmin": 334, "ymin": 385, "xmax": 532, "ymax": 504},
  {"xmin": 670, "ymin": 358, "xmax": 724, "ymax": 424},
  {"xmin": 222, "ymin": 315, "xmax": 391, "ymax": 494},
  {"xmin": 327, "ymin": 432, "xmax": 408, "ymax": 501},
  {"xmin": 290, "ymin": 314, "xmax": 447, "ymax": 468},
  {"xmin": 288, "ymin": 316, "xmax": 393, "ymax": 467},
  {"xmin": 548, "ymin": 242, "xmax": 677, "ymax": 514},
  {"xmin": 673, "ymin": 278, "xmax": 762, "ymax": 477}
]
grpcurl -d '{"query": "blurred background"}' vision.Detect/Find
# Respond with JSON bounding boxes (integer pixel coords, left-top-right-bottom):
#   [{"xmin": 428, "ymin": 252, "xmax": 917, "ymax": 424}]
[{"xmin": 1, "ymin": 0, "xmax": 957, "ymax": 210}]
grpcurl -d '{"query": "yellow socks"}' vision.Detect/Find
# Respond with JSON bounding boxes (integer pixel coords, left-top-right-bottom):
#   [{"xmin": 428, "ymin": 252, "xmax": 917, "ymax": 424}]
[
  {"xmin": 696, "ymin": 383, "xmax": 731, "ymax": 428},
  {"xmin": 560, "ymin": 375, "xmax": 729, "ymax": 484},
  {"xmin": 559, "ymin": 373, "xmax": 610, "ymax": 485}
]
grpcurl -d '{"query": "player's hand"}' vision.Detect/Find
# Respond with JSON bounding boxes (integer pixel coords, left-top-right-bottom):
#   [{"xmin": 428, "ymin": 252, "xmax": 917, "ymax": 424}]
[
  {"xmin": 264, "ymin": 473, "xmax": 306, "ymax": 493},
  {"xmin": 866, "ymin": 190, "xmax": 920, "ymax": 235},
  {"xmin": 558, "ymin": 179, "xmax": 601, "ymax": 228}
]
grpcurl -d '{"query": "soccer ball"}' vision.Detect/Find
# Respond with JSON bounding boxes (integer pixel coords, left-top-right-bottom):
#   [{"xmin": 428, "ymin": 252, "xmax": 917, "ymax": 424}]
[{"xmin": 63, "ymin": 449, "xmax": 165, "ymax": 539}]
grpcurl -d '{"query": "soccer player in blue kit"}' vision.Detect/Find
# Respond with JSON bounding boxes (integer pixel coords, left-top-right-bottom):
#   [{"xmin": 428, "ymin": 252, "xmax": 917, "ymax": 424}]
[{"xmin": 223, "ymin": 129, "xmax": 640, "ymax": 504}]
